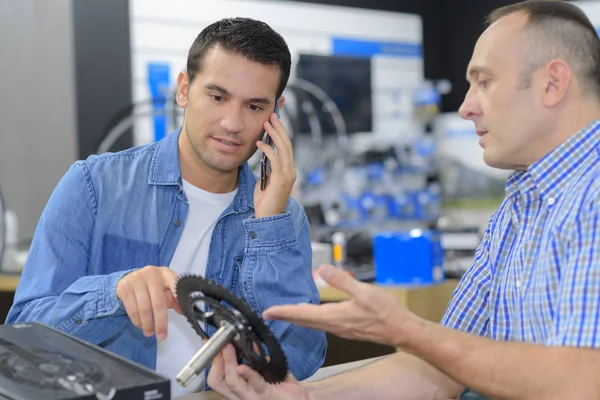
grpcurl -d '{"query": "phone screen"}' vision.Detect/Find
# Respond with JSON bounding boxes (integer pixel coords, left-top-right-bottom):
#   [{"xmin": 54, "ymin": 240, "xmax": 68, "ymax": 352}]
[{"xmin": 260, "ymin": 102, "xmax": 280, "ymax": 191}]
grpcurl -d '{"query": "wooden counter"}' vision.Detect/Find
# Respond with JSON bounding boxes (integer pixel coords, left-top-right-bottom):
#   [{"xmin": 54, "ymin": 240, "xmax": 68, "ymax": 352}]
[
  {"xmin": 0, "ymin": 274, "xmax": 20, "ymax": 292},
  {"xmin": 0, "ymin": 275, "xmax": 459, "ymax": 324},
  {"xmin": 0, "ymin": 274, "xmax": 458, "ymax": 300}
]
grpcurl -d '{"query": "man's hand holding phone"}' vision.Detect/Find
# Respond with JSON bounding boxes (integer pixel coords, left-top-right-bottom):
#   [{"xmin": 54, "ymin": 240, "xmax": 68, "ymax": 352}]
[{"xmin": 254, "ymin": 101, "xmax": 297, "ymax": 219}]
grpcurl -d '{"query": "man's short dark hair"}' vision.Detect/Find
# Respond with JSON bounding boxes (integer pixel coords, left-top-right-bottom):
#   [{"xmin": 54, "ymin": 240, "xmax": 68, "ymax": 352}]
[
  {"xmin": 186, "ymin": 17, "xmax": 291, "ymax": 99},
  {"xmin": 487, "ymin": 0, "xmax": 600, "ymax": 99}
]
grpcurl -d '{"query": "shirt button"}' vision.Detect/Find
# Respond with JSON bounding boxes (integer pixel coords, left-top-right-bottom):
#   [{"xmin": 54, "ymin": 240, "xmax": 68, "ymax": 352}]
[
  {"xmin": 75, "ymin": 318, "xmax": 82, "ymax": 325},
  {"xmin": 516, "ymin": 280, "xmax": 521, "ymax": 288},
  {"xmin": 249, "ymin": 232, "xmax": 256, "ymax": 239},
  {"xmin": 244, "ymin": 281, "xmax": 249, "ymax": 291},
  {"xmin": 174, "ymin": 220, "xmax": 181, "ymax": 227},
  {"xmin": 548, "ymin": 198, "xmax": 555, "ymax": 206}
]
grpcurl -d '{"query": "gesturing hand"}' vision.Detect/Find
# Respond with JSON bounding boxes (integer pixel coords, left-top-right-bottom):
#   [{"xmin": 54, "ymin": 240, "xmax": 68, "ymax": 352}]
[
  {"xmin": 116, "ymin": 266, "xmax": 182, "ymax": 340},
  {"xmin": 263, "ymin": 264, "xmax": 413, "ymax": 347}
]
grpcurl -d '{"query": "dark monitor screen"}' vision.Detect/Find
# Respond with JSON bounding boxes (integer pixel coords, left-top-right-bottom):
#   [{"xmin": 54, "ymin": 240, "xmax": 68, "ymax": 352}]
[{"xmin": 295, "ymin": 54, "xmax": 372, "ymax": 134}]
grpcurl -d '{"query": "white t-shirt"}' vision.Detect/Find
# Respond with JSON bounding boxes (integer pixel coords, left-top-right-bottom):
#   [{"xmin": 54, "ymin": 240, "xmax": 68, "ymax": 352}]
[{"xmin": 155, "ymin": 179, "xmax": 237, "ymax": 397}]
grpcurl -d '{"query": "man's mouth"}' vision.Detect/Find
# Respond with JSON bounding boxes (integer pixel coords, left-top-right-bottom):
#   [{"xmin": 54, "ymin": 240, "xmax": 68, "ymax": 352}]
[
  {"xmin": 476, "ymin": 130, "xmax": 488, "ymax": 137},
  {"xmin": 213, "ymin": 137, "xmax": 241, "ymax": 147}
]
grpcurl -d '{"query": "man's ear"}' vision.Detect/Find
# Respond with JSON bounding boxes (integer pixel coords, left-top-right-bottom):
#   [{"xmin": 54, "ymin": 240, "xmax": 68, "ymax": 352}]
[
  {"xmin": 277, "ymin": 95, "xmax": 285, "ymax": 111},
  {"xmin": 539, "ymin": 59, "xmax": 571, "ymax": 108},
  {"xmin": 176, "ymin": 71, "xmax": 190, "ymax": 108}
]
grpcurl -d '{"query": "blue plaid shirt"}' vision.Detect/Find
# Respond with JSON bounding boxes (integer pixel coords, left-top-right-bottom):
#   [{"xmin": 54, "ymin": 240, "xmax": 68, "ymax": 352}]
[{"xmin": 442, "ymin": 119, "xmax": 600, "ymax": 348}]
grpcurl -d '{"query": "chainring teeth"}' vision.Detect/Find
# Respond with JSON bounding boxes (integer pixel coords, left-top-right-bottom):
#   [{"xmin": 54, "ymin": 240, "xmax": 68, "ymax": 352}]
[{"xmin": 175, "ymin": 274, "xmax": 288, "ymax": 383}]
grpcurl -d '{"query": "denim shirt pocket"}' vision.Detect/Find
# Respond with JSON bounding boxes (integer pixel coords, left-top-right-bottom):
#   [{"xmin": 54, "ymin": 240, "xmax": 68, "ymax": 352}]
[{"xmin": 99, "ymin": 234, "xmax": 160, "ymax": 273}]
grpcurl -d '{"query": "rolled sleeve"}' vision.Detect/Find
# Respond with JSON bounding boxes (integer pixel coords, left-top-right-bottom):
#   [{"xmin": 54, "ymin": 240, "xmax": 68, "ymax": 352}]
[{"xmin": 243, "ymin": 211, "xmax": 297, "ymax": 251}]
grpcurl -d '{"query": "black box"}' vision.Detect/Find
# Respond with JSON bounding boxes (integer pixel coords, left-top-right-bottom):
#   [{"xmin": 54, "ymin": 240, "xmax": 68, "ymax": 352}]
[{"xmin": 0, "ymin": 322, "xmax": 170, "ymax": 400}]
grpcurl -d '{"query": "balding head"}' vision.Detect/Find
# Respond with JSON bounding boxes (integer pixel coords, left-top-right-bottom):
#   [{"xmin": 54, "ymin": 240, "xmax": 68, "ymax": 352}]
[
  {"xmin": 459, "ymin": 1, "xmax": 600, "ymax": 171},
  {"xmin": 487, "ymin": 0, "xmax": 600, "ymax": 99}
]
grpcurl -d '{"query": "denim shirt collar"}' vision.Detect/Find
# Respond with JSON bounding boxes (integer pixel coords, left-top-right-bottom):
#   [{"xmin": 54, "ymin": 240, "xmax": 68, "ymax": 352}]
[{"xmin": 148, "ymin": 128, "xmax": 256, "ymax": 213}]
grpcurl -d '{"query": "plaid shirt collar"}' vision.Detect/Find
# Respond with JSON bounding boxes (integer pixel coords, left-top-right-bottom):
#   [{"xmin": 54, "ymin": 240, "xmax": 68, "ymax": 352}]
[{"xmin": 505, "ymin": 118, "xmax": 600, "ymax": 200}]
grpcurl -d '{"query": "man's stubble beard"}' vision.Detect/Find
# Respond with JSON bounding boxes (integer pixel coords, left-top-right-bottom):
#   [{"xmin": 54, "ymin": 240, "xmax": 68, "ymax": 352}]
[{"xmin": 185, "ymin": 121, "xmax": 260, "ymax": 173}]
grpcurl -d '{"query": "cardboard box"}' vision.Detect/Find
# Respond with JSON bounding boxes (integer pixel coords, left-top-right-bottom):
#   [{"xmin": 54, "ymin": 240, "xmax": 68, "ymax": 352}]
[{"xmin": 0, "ymin": 322, "xmax": 170, "ymax": 400}]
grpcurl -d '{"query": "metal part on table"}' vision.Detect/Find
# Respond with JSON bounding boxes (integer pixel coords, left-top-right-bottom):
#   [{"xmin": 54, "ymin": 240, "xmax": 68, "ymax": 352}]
[
  {"xmin": 176, "ymin": 322, "xmax": 237, "ymax": 387},
  {"xmin": 175, "ymin": 275, "xmax": 288, "ymax": 386}
]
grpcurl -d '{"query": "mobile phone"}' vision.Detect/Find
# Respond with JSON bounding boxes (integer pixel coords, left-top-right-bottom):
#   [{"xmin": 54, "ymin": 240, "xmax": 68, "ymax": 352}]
[{"xmin": 260, "ymin": 102, "xmax": 280, "ymax": 191}]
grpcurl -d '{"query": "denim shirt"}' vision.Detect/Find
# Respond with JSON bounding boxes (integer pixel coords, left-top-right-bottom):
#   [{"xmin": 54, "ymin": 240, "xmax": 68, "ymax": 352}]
[{"xmin": 6, "ymin": 129, "xmax": 326, "ymax": 382}]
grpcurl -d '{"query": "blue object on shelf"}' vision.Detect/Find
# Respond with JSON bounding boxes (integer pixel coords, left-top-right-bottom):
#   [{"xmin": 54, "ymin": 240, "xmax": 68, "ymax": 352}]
[
  {"xmin": 147, "ymin": 62, "xmax": 171, "ymax": 142},
  {"xmin": 374, "ymin": 229, "xmax": 444, "ymax": 285}
]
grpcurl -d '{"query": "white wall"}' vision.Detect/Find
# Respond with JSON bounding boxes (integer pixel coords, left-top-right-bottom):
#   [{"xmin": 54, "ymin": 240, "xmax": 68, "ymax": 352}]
[
  {"xmin": 0, "ymin": 0, "xmax": 78, "ymax": 242},
  {"xmin": 129, "ymin": 0, "xmax": 423, "ymax": 145}
]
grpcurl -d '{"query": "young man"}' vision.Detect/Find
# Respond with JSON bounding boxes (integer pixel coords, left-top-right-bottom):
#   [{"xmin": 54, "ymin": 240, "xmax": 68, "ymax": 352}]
[
  {"xmin": 208, "ymin": 2, "xmax": 600, "ymax": 399},
  {"xmin": 6, "ymin": 17, "xmax": 326, "ymax": 396}
]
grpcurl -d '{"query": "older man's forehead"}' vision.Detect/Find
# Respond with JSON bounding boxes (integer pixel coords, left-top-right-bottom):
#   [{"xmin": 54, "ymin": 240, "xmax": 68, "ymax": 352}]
[{"xmin": 465, "ymin": 22, "xmax": 526, "ymax": 80}]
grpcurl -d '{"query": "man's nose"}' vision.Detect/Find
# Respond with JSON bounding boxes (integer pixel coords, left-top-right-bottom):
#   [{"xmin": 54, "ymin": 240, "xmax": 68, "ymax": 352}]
[
  {"xmin": 220, "ymin": 106, "xmax": 243, "ymax": 133},
  {"xmin": 458, "ymin": 90, "xmax": 482, "ymax": 121}
]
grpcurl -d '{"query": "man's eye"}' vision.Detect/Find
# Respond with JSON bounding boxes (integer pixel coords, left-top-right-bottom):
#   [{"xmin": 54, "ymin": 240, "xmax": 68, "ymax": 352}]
[{"xmin": 211, "ymin": 95, "xmax": 224, "ymax": 102}]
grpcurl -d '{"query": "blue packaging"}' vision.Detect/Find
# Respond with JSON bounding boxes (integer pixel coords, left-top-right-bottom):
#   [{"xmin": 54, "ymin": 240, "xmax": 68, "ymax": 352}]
[{"xmin": 374, "ymin": 229, "xmax": 444, "ymax": 285}]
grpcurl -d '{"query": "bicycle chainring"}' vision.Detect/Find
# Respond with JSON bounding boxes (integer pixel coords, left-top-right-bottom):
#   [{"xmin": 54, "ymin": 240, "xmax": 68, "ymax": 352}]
[{"xmin": 175, "ymin": 274, "xmax": 288, "ymax": 384}]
